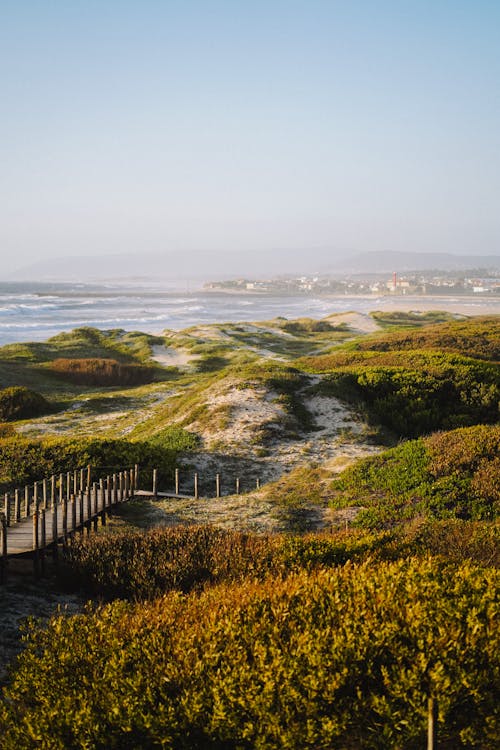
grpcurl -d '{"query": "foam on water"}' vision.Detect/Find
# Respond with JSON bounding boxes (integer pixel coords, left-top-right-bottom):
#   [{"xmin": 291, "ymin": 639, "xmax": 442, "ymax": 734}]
[{"xmin": 0, "ymin": 281, "xmax": 498, "ymax": 345}]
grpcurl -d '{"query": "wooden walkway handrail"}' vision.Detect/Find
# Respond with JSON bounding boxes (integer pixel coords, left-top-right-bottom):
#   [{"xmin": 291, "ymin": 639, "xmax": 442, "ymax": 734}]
[{"xmin": 0, "ymin": 465, "xmax": 263, "ymax": 582}]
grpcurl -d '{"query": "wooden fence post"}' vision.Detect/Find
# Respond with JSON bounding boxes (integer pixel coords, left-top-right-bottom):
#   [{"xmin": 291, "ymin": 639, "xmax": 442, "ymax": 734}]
[
  {"xmin": 216, "ymin": 474, "xmax": 221, "ymax": 498},
  {"xmin": 427, "ymin": 697, "xmax": 438, "ymax": 750},
  {"xmin": 52, "ymin": 494, "xmax": 59, "ymax": 559},
  {"xmin": 256, "ymin": 478, "xmax": 260, "ymax": 490},
  {"xmin": 40, "ymin": 509, "xmax": 46, "ymax": 576},
  {"xmin": 33, "ymin": 511, "xmax": 40, "ymax": 578},
  {"xmin": 87, "ymin": 465, "xmax": 91, "ymax": 492},
  {"xmin": 73, "ymin": 470, "xmax": 78, "ymax": 497},
  {"xmin": 42, "ymin": 479, "xmax": 47, "ymax": 509},
  {"xmin": 134, "ymin": 464, "xmax": 139, "ymax": 492},
  {"xmin": 0, "ymin": 513, "xmax": 7, "ymax": 584},
  {"xmin": 33, "ymin": 482, "xmax": 39, "ymax": 513},
  {"xmin": 79, "ymin": 492, "xmax": 84, "ymax": 533},
  {"xmin": 59, "ymin": 474, "xmax": 63, "ymax": 506},
  {"xmin": 87, "ymin": 484, "xmax": 92, "ymax": 534},
  {"xmin": 152, "ymin": 469, "xmax": 158, "ymax": 498},
  {"xmin": 66, "ymin": 472, "xmax": 71, "ymax": 503},
  {"xmin": 14, "ymin": 489, "xmax": 20, "ymax": 522},
  {"xmin": 71, "ymin": 495, "xmax": 77, "ymax": 537},
  {"xmin": 51, "ymin": 475, "xmax": 56, "ymax": 508},
  {"xmin": 194, "ymin": 473, "xmax": 199, "ymax": 500},
  {"xmin": 175, "ymin": 468, "xmax": 179, "ymax": 495},
  {"xmin": 4, "ymin": 494, "xmax": 10, "ymax": 527},
  {"xmin": 62, "ymin": 495, "xmax": 68, "ymax": 543},
  {"xmin": 235, "ymin": 477, "xmax": 240, "ymax": 494},
  {"xmin": 93, "ymin": 483, "xmax": 99, "ymax": 531},
  {"xmin": 24, "ymin": 486, "xmax": 29, "ymax": 517}
]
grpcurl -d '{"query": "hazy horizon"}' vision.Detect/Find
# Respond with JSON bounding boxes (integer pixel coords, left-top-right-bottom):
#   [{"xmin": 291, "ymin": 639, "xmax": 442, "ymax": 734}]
[{"xmin": 1, "ymin": 2, "xmax": 499, "ymax": 276}]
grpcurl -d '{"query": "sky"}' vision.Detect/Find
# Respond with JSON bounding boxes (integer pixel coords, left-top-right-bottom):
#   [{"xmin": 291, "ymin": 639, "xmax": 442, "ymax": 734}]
[{"xmin": 1, "ymin": 1, "xmax": 499, "ymax": 276}]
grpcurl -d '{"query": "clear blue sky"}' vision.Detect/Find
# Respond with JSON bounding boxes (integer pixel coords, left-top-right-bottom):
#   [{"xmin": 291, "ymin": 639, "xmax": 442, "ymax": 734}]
[{"xmin": 1, "ymin": 0, "xmax": 499, "ymax": 273}]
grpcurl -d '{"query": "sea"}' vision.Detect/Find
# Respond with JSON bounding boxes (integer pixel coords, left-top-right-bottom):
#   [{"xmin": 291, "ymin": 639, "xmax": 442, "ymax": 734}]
[{"xmin": 0, "ymin": 281, "xmax": 499, "ymax": 346}]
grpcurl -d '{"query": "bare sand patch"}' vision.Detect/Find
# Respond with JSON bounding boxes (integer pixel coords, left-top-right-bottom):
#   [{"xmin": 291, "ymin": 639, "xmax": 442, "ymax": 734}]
[
  {"xmin": 326, "ymin": 311, "xmax": 381, "ymax": 333},
  {"xmin": 151, "ymin": 344, "xmax": 195, "ymax": 368}
]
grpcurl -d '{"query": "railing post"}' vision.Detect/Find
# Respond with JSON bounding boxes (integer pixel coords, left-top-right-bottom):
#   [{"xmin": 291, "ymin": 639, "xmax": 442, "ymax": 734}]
[
  {"xmin": 52, "ymin": 492, "xmax": 59, "ymax": 559},
  {"xmin": 33, "ymin": 482, "xmax": 39, "ymax": 513},
  {"xmin": 40, "ymin": 509, "xmax": 46, "ymax": 576},
  {"xmin": 71, "ymin": 495, "xmax": 77, "ymax": 537},
  {"xmin": 87, "ymin": 465, "xmax": 91, "ymax": 492},
  {"xmin": 216, "ymin": 473, "xmax": 221, "ymax": 498},
  {"xmin": 194, "ymin": 473, "xmax": 199, "ymax": 500},
  {"xmin": 42, "ymin": 479, "xmax": 47, "ymax": 509},
  {"xmin": 73, "ymin": 470, "xmax": 78, "ymax": 497},
  {"xmin": 79, "ymin": 492, "xmax": 84, "ymax": 533},
  {"xmin": 4, "ymin": 493, "xmax": 10, "ymax": 527},
  {"xmin": 59, "ymin": 474, "xmax": 63, "ymax": 506},
  {"xmin": 175, "ymin": 468, "xmax": 179, "ymax": 495},
  {"xmin": 256, "ymin": 478, "xmax": 260, "ymax": 490},
  {"xmin": 87, "ymin": 484, "xmax": 92, "ymax": 534},
  {"xmin": 33, "ymin": 510, "xmax": 40, "ymax": 578},
  {"xmin": 93, "ymin": 483, "xmax": 99, "ymax": 532},
  {"xmin": 14, "ymin": 489, "xmax": 20, "ymax": 522},
  {"xmin": 235, "ymin": 477, "xmax": 240, "ymax": 495},
  {"xmin": 112, "ymin": 474, "xmax": 117, "ymax": 505},
  {"xmin": 152, "ymin": 469, "xmax": 158, "ymax": 498},
  {"xmin": 24, "ymin": 486, "xmax": 29, "ymax": 517},
  {"xmin": 66, "ymin": 472, "xmax": 71, "ymax": 503},
  {"xmin": 62, "ymin": 495, "xmax": 68, "ymax": 543},
  {"xmin": 0, "ymin": 513, "xmax": 7, "ymax": 584},
  {"xmin": 134, "ymin": 464, "xmax": 139, "ymax": 492},
  {"xmin": 51, "ymin": 475, "xmax": 56, "ymax": 508}
]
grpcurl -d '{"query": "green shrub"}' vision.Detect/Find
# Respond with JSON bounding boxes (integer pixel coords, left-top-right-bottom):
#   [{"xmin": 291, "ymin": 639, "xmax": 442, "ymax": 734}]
[
  {"xmin": 0, "ymin": 436, "xmax": 178, "ymax": 492},
  {"xmin": 0, "ymin": 386, "xmax": 51, "ymax": 421},
  {"xmin": 1, "ymin": 559, "xmax": 498, "ymax": 749},
  {"xmin": 62, "ymin": 526, "xmax": 279, "ymax": 600},
  {"xmin": 307, "ymin": 352, "xmax": 499, "ymax": 437},
  {"xmin": 331, "ymin": 424, "xmax": 500, "ymax": 527}
]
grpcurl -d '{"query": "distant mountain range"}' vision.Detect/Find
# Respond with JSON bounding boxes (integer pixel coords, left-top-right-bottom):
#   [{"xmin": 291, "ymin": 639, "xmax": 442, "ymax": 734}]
[
  {"xmin": 7, "ymin": 249, "xmax": 500, "ymax": 282},
  {"xmin": 331, "ymin": 251, "xmax": 500, "ymax": 275}
]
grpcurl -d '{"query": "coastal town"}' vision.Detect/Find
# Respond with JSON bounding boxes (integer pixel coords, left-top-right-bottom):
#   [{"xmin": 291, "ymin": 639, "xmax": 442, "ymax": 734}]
[{"xmin": 205, "ymin": 270, "xmax": 500, "ymax": 296}]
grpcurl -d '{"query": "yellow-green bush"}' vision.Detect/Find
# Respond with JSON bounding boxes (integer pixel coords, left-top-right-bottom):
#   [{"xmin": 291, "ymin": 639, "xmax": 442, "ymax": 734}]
[{"xmin": 1, "ymin": 559, "xmax": 498, "ymax": 748}]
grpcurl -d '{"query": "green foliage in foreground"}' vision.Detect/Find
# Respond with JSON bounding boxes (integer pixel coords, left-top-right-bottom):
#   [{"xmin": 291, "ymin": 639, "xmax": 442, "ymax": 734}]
[
  {"xmin": 0, "ymin": 436, "xmax": 178, "ymax": 491},
  {"xmin": 0, "ymin": 386, "xmax": 51, "ymax": 421},
  {"xmin": 61, "ymin": 521, "xmax": 500, "ymax": 601},
  {"xmin": 332, "ymin": 424, "xmax": 500, "ymax": 528},
  {"xmin": 1, "ymin": 558, "xmax": 498, "ymax": 749}
]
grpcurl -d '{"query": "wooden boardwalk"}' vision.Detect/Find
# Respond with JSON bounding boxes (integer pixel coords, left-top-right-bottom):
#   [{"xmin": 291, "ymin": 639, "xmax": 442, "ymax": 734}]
[
  {"xmin": 0, "ymin": 467, "xmax": 139, "ymax": 579},
  {"xmin": 1, "ymin": 466, "xmax": 261, "ymax": 581}
]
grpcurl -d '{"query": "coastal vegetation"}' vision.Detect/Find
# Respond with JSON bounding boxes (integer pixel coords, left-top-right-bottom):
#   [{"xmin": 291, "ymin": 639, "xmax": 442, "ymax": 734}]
[
  {"xmin": 0, "ymin": 311, "xmax": 498, "ymax": 747},
  {"xmin": 0, "ymin": 386, "xmax": 51, "ymax": 422}
]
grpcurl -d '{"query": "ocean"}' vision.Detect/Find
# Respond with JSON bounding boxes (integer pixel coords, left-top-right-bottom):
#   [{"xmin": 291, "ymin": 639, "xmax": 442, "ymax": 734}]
[{"xmin": 0, "ymin": 281, "xmax": 498, "ymax": 346}]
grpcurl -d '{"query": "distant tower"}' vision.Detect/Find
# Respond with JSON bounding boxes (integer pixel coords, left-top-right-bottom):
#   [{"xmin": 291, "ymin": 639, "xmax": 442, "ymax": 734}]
[{"xmin": 392, "ymin": 271, "xmax": 397, "ymax": 291}]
